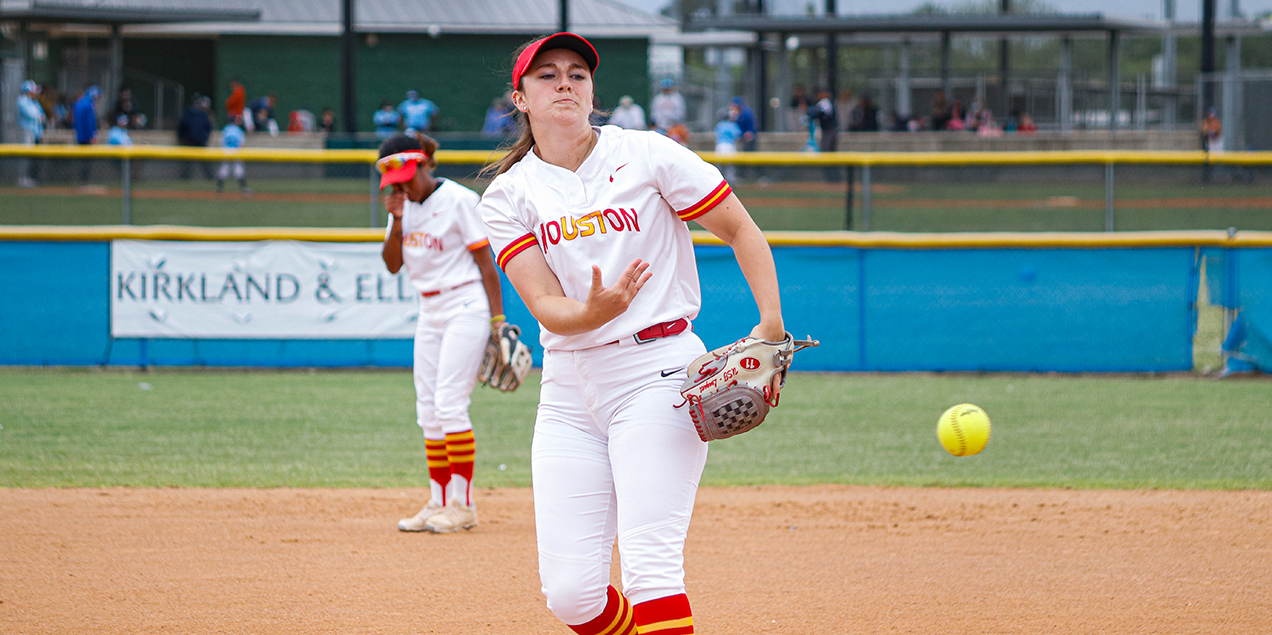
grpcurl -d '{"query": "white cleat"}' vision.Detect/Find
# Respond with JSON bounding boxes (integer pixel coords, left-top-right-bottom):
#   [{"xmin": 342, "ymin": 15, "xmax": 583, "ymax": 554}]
[
  {"xmin": 423, "ymin": 501, "xmax": 478, "ymax": 534},
  {"xmin": 398, "ymin": 500, "xmax": 444, "ymax": 532}
]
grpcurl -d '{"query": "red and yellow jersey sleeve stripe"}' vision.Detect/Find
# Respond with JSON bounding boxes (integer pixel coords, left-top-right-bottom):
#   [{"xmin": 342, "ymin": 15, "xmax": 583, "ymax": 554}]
[
  {"xmin": 496, "ymin": 232, "xmax": 540, "ymax": 270},
  {"xmin": 675, "ymin": 180, "xmax": 732, "ymax": 222},
  {"xmin": 466, "ymin": 237, "xmax": 491, "ymax": 252}
]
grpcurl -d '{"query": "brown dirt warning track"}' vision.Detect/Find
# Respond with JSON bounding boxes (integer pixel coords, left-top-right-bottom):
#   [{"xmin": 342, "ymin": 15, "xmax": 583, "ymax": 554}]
[{"xmin": 2, "ymin": 486, "xmax": 1269, "ymax": 634}]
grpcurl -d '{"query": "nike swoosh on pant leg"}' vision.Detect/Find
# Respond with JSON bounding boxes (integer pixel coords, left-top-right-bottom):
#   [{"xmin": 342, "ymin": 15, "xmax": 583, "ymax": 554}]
[{"xmin": 660, "ymin": 367, "xmax": 685, "ymax": 377}]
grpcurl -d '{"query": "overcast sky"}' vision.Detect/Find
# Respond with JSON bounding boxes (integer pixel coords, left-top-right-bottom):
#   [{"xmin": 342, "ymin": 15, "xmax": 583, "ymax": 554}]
[{"xmin": 611, "ymin": 0, "xmax": 1272, "ymax": 21}]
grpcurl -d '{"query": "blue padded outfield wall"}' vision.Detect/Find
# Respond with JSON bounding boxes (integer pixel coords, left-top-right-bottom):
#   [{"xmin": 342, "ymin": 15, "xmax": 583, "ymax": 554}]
[{"xmin": 0, "ymin": 239, "xmax": 1219, "ymax": 372}]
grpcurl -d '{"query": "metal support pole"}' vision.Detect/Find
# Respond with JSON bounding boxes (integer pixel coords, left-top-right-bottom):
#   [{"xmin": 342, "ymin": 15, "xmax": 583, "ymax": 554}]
[
  {"xmin": 1104, "ymin": 162, "xmax": 1115, "ymax": 232},
  {"xmin": 1109, "ymin": 30, "xmax": 1121, "ymax": 132},
  {"xmin": 369, "ymin": 164, "xmax": 380, "ymax": 228},
  {"xmin": 560, "ymin": 0, "xmax": 569, "ymax": 33},
  {"xmin": 1223, "ymin": 34, "xmax": 1242, "ymax": 152},
  {"xmin": 1059, "ymin": 37, "xmax": 1073, "ymax": 132},
  {"xmin": 1202, "ymin": 0, "xmax": 1216, "ymax": 114},
  {"xmin": 940, "ymin": 31, "xmax": 952, "ymax": 99},
  {"xmin": 862, "ymin": 165, "xmax": 872, "ymax": 231},
  {"xmin": 897, "ymin": 39, "xmax": 912, "ymax": 119},
  {"xmin": 845, "ymin": 165, "xmax": 854, "ymax": 230},
  {"xmin": 826, "ymin": 0, "xmax": 838, "ymax": 99},
  {"xmin": 122, "ymin": 157, "xmax": 132, "ymax": 225},
  {"xmin": 1136, "ymin": 74, "xmax": 1147, "ymax": 130},
  {"xmin": 341, "ymin": 0, "xmax": 357, "ymax": 135}
]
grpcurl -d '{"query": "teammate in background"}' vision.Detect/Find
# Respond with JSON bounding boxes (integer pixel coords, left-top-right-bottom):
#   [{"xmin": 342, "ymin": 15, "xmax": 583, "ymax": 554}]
[
  {"xmin": 16, "ymin": 80, "xmax": 46, "ymax": 188},
  {"xmin": 374, "ymin": 101, "xmax": 402, "ymax": 139},
  {"xmin": 714, "ymin": 103, "xmax": 742, "ymax": 183},
  {"xmin": 379, "ymin": 133, "xmax": 505, "ymax": 534},
  {"xmin": 107, "ymin": 115, "xmax": 133, "ymax": 146},
  {"xmin": 650, "ymin": 78, "xmax": 686, "ymax": 132},
  {"xmin": 398, "ymin": 89, "xmax": 439, "ymax": 133},
  {"xmin": 1202, "ymin": 108, "xmax": 1223, "ymax": 153},
  {"xmin": 216, "ymin": 114, "xmax": 250, "ymax": 195},
  {"xmin": 608, "ymin": 95, "xmax": 646, "ymax": 130},
  {"xmin": 479, "ymin": 33, "xmax": 785, "ymax": 635}
]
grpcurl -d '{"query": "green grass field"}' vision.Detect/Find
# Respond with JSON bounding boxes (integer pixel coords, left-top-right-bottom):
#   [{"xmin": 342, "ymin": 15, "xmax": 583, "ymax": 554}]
[{"xmin": 2, "ymin": 369, "xmax": 1267, "ymax": 490}]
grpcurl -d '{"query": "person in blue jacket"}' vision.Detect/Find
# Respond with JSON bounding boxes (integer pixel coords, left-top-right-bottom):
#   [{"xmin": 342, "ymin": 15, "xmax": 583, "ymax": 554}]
[{"xmin": 73, "ymin": 86, "xmax": 101, "ymax": 184}]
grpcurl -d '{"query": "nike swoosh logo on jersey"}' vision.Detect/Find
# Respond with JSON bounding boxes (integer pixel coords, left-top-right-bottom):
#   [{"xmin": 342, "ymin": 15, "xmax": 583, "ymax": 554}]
[
  {"xmin": 609, "ymin": 163, "xmax": 629, "ymax": 183},
  {"xmin": 660, "ymin": 367, "xmax": 685, "ymax": 377}
]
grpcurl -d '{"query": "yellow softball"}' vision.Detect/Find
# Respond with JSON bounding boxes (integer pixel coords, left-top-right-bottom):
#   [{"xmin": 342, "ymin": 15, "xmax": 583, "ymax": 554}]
[{"xmin": 937, "ymin": 404, "xmax": 992, "ymax": 457}]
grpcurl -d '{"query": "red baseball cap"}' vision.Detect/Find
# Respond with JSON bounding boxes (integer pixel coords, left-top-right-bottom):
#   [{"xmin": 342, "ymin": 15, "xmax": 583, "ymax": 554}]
[{"xmin": 512, "ymin": 32, "xmax": 600, "ymax": 87}]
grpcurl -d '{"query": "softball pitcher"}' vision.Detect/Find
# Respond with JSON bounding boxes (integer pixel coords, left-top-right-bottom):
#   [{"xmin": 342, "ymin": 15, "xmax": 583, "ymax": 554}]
[
  {"xmin": 478, "ymin": 34, "xmax": 785, "ymax": 635},
  {"xmin": 379, "ymin": 133, "xmax": 505, "ymax": 534}
]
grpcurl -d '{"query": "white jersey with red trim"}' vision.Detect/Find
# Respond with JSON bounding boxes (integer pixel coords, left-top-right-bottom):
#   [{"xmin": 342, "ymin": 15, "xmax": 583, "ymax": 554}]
[
  {"xmin": 478, "ymin": 125, "xmax": 731, "ymax": 352},
  {"xmin": 390, "ymin": 178, "xmax": 490, "ymax": 295}
]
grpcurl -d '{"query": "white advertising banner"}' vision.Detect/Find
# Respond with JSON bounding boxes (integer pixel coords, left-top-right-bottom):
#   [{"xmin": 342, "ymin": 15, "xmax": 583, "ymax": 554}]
[{"xmin": 111, "ymin": 240, "xmax": 419, "ymax": 338}]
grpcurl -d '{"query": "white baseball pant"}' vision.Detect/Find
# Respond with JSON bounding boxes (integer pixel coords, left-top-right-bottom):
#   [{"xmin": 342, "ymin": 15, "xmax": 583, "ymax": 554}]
[
  {"xmin": 532, "ymin": 331, "xmax": 709, "ymax": 625},
  {"xmin": 412, "ymin": 281, "xmax": 490, "ymax": 502}
]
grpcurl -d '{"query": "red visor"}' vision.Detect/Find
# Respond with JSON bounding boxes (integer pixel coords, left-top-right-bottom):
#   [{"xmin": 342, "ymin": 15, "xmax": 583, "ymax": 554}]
[
  {"xmin": 512, "ymin": 32, "xmax": 599, "ymax": 86},
  {"xmin": 377, "ymin": 151, "xmax": 427, "ymax": 188}
]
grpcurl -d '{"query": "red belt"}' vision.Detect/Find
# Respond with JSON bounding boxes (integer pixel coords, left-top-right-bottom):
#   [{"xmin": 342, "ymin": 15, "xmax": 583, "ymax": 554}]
[
  {"xmin": 421, "ymin": 280, "xmax": 476, "ymax": 298},
  {"xmin": 632, "ymin": 318, "xmax": 690, "ymax": 344}
]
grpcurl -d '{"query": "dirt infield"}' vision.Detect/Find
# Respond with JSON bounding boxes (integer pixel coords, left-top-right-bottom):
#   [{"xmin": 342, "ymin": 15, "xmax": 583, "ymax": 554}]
[{"xmin": 2, "ymin": 486, "xmax": 1268, "ymax": 634}]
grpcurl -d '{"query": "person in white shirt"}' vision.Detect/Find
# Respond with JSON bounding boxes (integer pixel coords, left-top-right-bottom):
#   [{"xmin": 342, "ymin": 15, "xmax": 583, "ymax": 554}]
[
  {"xmin": 379, "ymin": 133, "xmax": 506, "ymax": 534},
  {"xmin": 478, "ymin": 33, "xmax": 785, "ymax": 635},
  {"xmin": 649, "ymin": 78, "xmax": 686, "ymax": 132},
  {"xmin": 608, "ymin": 95, "xmax": 646, "ymax": 130}
]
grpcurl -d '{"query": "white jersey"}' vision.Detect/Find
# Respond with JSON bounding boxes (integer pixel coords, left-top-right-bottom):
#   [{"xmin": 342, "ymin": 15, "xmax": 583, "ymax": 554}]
[
  {"xmin": 479, "ymin": 125, "xmax": 731, "ymax": 352},
  {"xmin": 389, "ymin": 178, "xmax": 490, "ymax": 295}
]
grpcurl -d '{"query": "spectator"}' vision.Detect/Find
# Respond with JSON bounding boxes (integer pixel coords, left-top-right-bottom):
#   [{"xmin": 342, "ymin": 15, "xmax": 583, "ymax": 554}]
[
  {"xmin": 398, "ymin": 89, "xmax": 439, "ymax": 132},
  {"xmin": 1016, "ymin": 112, "xmax": 1038, "ymax": 135},
  {"xmin": 16, "ymin": 80, "xmax": 46, "ymax": 188},
  {"xmin": 665, "ymin": 121, "xmax": 690, "ymax": 146},
  {"xmin": 216, "ymin": 114, "xmax": 250, "ymax": 195},
  {"xmin": 789, "ymin": 86, "xmax": 811, "ymax": 131},
  {"xmin": 849, "ymin": 94, "xmax": 879, "ymax": 132},
  {"xmin": 288, "ymin": 108, "xmax": 315, "ymax": 133},
  {"xmin": 113, "ymin": 86, "xmax": 145, "ymax": 129},
  {"xmin": 1202, "ymin": 108, "xmax": 1223, "ymax": 153},
  {"xmin": 54, "ymin": 93, "xmax": 73, "ymax": 129},
  {"xmin": 714, "ymin": 103, "xmax": 743, "ymax": 183},
  {"xmin": 836, "ymin": 90, "xmax": 857, "ymax": 134},
  {"xmin": 965, "ymin": 97, "xmax": 984, "ymax": 132},
  {"xmin": 374, "ymin": 101, "xmax": 401, "ymax": 139},
  {"xmin": 225, "ymin": 80, "xmax": 246, "ymax": 120},
  {"xmin": 650, "ymin": 78, "xmax": 686, "ymax": 131},
  {"xmin": 177, "ymin": 94, "xmax": 215, "ymax": 180},
  {"xmin": 948, "ymin": 99, "xmax": 966, "ymax": 131},
  {"xmin": 107, "ymin": 115, "xmax": 133, "ymax": 146},
  {"xmin": 811, "ymin": 88, "xmax": 838, "ymax": 152},
  {"xmin": 732, "ymin": 96, "xmax": 757, "ymax": 151},
  {"xmin": 481, "ymin": 95, "xmax": 516, "ymax": 137},
  {"xmin": 317, "ymin": 108, "xmax": 337, "ymax": 134},
  {"xmin": 608, "ymin": 95, "xmax": 646, "ymax": 130},
  {"xmin": 976, "ymin": 110, "xmax": 1003, "ymax": 137},
  {"xmin": 74, "ymin": 86, "xmax": 99, "ymax": 145},
  {"xmin": 249, "ymin": 93, "xmax": 278, "ymax": 135},
  {"xmin": 931, "ymin": 91, "xmax": 951, "ymax": 131}
]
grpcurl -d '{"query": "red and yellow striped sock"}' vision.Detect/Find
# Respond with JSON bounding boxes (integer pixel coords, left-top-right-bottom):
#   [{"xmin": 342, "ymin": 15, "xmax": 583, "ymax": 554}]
[
  {"xmin": 568, "ymin": 585, "xmax": 636, "ymax": 635},
  {"xmin": 445, "ymin": 429, "xmax": 476, "ymax": 506},
  {"xmin": 633, "ymin": 594, "xmax": 693, "ymax": 635},
  {"xmin": 425, "ymin": 438, "xmax": 450, "ymax": 505}
]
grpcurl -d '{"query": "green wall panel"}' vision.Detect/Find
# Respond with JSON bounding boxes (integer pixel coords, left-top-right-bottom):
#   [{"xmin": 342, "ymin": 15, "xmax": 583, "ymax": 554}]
[
  {"xmin": 218, "ymin": 33, "xmax": 648, "ymax": 133},
  {"xmin": 216, "ymin": 36, "xmax": 341, "ymax": 126}
]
